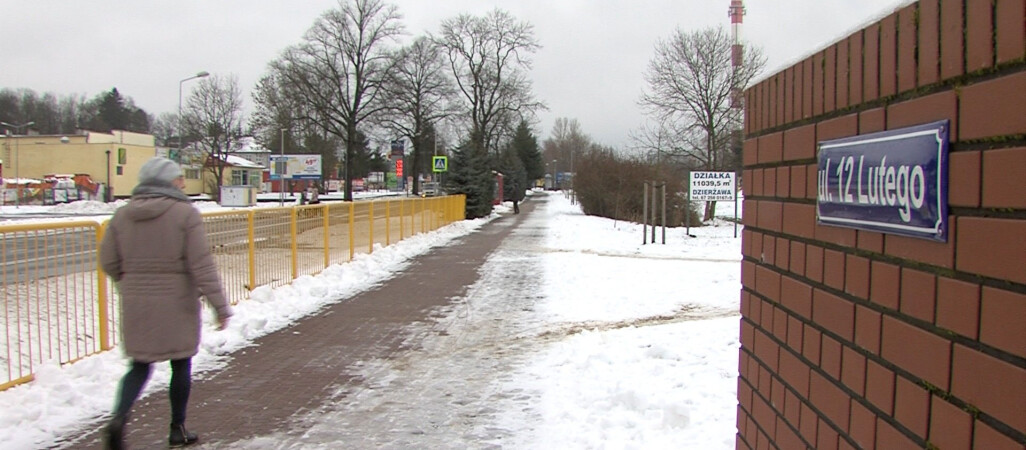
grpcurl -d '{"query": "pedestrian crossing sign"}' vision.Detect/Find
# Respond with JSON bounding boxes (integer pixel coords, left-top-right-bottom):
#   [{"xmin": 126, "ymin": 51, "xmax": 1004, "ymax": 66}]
[{"xmin": 432, "ymin": 156, "xmax": 448, "ymax": 173}]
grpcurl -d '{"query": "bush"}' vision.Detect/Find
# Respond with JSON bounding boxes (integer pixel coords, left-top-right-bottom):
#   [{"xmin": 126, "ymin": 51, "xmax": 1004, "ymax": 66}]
[{"xmin": 574, "ymin": 148, "xmax": 701, "ymax": 226}]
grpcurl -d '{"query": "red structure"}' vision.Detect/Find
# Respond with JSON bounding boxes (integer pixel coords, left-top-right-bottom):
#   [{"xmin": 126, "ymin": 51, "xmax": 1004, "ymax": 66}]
[
  {"xmin": 729, "ymin": 0, "xmax": 746, "ymax": 109},
  {"xmin": 729, "ymin": 0, "xmax": 745, "ymax": 67},
  {"xmin": 737, "ymin": 1, "xmax": 1026, "ymax": 448}
]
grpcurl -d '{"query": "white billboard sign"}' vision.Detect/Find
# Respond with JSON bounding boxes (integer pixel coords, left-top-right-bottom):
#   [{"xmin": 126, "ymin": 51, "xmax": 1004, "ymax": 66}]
[
  {"xmin": 689, "ymin": 171, "xmax": 737, "ymax": 201},
  {"xmin": 270, "ymin": 154, "xmax": 322, "ymax": 180}
]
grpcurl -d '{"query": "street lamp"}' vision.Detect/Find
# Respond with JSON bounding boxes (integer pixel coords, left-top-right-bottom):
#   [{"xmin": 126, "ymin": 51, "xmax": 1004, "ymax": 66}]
[
  {"xmin": 570, "ymin": 149, "xmax": 575, "ymax": 196},
  {"xmin": 178, "ymin": 71, "xmax": 210, "ymax": 159},
  {"xmin": 551, "ymin": 159, "xmax": 557, "ymax": 190},
  {"xmin": 1, "ymin": 121, "xmax": 35, "ymax": 208},
  {"xmin": 279, "ymin": 128, "xmax": 286, "ymax": 206}
]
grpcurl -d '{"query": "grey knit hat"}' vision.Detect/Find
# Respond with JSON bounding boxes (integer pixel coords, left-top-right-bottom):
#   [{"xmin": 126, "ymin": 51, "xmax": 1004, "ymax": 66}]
[{"xmin": 138, "ymin": 157, "xmax": 183, "ymax": 185}]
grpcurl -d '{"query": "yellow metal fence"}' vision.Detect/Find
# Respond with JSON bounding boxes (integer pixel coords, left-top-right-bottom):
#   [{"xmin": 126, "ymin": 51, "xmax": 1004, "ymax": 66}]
[{"xmin": 0, "ymin": 195, "xmax": 465, "ymax": 391}]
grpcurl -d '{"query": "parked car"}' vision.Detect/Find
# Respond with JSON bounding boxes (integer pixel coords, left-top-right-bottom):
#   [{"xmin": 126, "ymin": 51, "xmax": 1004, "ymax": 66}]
[{"xmin": 421, "ymin": 182, "xmax": 440, "ymax": 197}]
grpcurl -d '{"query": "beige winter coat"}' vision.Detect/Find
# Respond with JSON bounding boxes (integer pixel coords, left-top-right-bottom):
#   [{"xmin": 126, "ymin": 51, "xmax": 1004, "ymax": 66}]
[{"xmin": 100, "ymin": 196, "xmax": 232, "ymax": 362}]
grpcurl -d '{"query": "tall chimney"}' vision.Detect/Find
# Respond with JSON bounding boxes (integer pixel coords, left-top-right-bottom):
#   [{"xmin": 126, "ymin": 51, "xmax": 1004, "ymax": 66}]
[{"xmin": 729, "ymin": 0, "xmax": 746, "ymax": 108}]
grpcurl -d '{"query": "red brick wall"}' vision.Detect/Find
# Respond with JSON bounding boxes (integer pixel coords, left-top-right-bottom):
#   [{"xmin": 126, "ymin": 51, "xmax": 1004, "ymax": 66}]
[{"xmin": 737, "ymin": 1, "xmax": 1026, "ymax": 448}]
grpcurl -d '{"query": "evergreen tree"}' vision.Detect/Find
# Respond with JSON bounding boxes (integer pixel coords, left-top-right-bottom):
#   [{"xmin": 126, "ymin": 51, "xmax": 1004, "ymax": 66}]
[
  {"xmin": 346, "ymin": 133, "xmax": 371, "ymax": 177},
  {"xmin": 499, "ymin": 145, "xmax": 527, "ymax": 204},
  {"xmin": 0, "ymin": 89, "xmax": 18, "ymax": 125},
  {"xmin": 345, "ymin": 131, "xmax": 389, "ymax": 178},
  {"xmin": 0, "ymin": 87, "xmax": 150, "ymax": 135},
  {"xmin": 98, "ymin": 88, "xmax": 128, "ymax": 131},
  {"xmin": 445, "ymin": 133, "xmax": 495, "ymax": 219},
  {"xmin": 510, "ymin": 120, "xmax": 544, "ymax": 182},
  {"xmin": 82, "ymin": 88, "xmax": 151, "ymax": 133}
]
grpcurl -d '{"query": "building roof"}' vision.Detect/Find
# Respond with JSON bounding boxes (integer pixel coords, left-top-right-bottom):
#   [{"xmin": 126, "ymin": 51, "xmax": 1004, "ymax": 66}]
[
  {"xmin": 222, "ymin": 154, "xmax": 265, "ymax": 169},
  {"xmin": 231, "ymin": 136, "xmax": 272, "ymax": 154}
]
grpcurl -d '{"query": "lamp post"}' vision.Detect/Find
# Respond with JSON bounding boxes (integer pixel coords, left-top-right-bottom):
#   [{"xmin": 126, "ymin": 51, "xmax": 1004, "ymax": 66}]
[
  {"xmin": 280, "ymin": 128, "xmax": 286, "ymax": 206},
  {"xmin": 569, "ymin": 148, "xmax": 575, "ymax": 204},
  {"xmin": 551, "ymin": 159, "xmax": 557, "ymax": 190},
  {"xmin": 178, "ymin": 71, "xmax": 210, "ymax": 160},
  {"xmin": 1, "ymin": 121, "xmax": 35, "ymax": 208},
  {"xmin": 105, "ymin": 149, "xmax": 112, "ymax": 203}
]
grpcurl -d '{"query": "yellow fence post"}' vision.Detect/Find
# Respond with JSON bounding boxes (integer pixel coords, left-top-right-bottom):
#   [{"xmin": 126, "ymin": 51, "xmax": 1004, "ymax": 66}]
[
  {"xmin": 248, "ymin": 210, "xmax": 256, "ymax": 291},
  {"xmin": 396, "ymin": 198, "xmax": 404, "ymax": 240},
  {"xmin": 368, "ymin": 202, "xmax": 375, "ymax": 254},
  {"xmin": 419, "ymin": 198, "xmax": 425, "ymax": 233},
  {"xmin": 385, "ymin": 199, "xmax": 391, "ymax": 246},
  {"xmin": 291, "ymin": 206, "xmax": 298, "ymax": 280},
  {"xmin": 96, "ymin": 223, "xmax": 111, "ymax": 351},
  {"xmin": 323, "ymin": 203, "xmax": 330, "ymax": 270},
  {"xmin": 348, "ymin": 201, "xmax": 355, "ymax": 260}
]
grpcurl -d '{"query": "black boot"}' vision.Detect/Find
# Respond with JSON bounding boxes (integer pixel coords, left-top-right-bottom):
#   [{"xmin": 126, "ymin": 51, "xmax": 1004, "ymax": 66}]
[
  {"xmin": 104, "ymin": 415, "xmax": 126, "ymax": 450},
  {"xmin": 168, "ymin": 423, "xmax": 198, "ymax": 448}
]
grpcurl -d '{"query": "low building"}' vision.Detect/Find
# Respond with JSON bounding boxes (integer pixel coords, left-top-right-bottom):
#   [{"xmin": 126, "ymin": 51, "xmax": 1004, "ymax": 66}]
[
  {"xmin": 228, "ymin": 136, "xmax": 272, "ymax": 169},
  {"xmin": 2, "ymin": 130, "xmax": 274, "ymax": 203},
  {"xmin": 1, "ymin": 130, "xmax": 157, "ymax": 201},
  {"xmin": 203, "ymin": 154, "xmax": 263, "ymax": 197}
]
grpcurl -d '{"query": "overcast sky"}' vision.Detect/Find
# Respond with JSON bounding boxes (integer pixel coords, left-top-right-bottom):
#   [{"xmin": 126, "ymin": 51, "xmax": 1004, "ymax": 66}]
[{"xmin": 1, "ymin": 0, "xmax": 911, "ymax": 148}]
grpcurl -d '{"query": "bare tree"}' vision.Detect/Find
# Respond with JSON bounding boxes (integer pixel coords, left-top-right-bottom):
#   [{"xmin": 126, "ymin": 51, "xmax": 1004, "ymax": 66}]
[
  {"xmin": 436, "ymin": 9, "xmax": 543, "ymax": 155},
  {"xmin": 268, "ymin": 0, "xmax": 404, "ymax": 201},
  {"xmin": 639, "ymin": 26, "xmax": 764, "ymax": 219},
  {"xmin": 630, "ymin": 117, "xmax": 707, "ymax": 168},
  {"xmin": 182, "ymin": 74, "xmax": 245, "ymax": 200},
  {"xmin": 251, "ymin": 70, "xmax": 304, "ymax": 155},
  {"xmin": 57, "ymin": 94, "xmax": 85, "ymax": 134},
  {"xmin": 253, "ymin": 71, "xmax": 350, "ymax": 195},
  {"xmin": 151, "ymin": 112, "xmax": 178, "ymax": 148},
  {"xmin": 543, "ymin": 118, "xmax": 590, "ymax": 188},
  {"xmin": 378, "ymin": 36, "xmax": 458, "ymax": 194}
]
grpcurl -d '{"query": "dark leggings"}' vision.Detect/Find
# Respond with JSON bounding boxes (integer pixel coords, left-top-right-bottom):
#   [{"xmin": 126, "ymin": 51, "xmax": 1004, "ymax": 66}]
[{"xmin": 113, "ymin": 358, "xmax": 192, "ymax": 425}]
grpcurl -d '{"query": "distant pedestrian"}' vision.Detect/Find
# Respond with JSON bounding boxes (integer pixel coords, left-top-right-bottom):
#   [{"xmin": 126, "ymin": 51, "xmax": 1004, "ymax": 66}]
[
  {"xmin": 308, "ymin": 186, "xmax": 320, "ymax": 204},
  {"xmin": 99, "ymin": 157, "xmax": 232, "ymax": 449},
  {"xmin": 510, "ymin": 177, "xmax": 523, "ymax": 214}
]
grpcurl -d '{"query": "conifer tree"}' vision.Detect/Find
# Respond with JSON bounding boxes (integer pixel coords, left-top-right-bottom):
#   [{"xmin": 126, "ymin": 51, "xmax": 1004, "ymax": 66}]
[
  {"xmin": 499, "ymin": 145, "xmax": 527, "ymax": 204},
  {"xmin": 445, "ymin": 133, "xmax": 494, "ymax": 219},
  {"xmin": 510, "ymin": 120, "xmax": 544, "ymax": 183}
]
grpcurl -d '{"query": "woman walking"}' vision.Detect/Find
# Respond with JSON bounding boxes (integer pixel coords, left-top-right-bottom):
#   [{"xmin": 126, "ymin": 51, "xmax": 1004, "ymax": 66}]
[{"xmin": 99, "ymin": 157, "xmax": 232, "ymax": 449}]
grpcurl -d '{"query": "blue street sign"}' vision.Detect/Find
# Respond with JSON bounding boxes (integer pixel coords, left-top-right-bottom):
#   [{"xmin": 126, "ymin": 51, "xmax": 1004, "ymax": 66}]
[{"xmin": 816, "ymin": 120, "xmax": 949, "ymax": 242}]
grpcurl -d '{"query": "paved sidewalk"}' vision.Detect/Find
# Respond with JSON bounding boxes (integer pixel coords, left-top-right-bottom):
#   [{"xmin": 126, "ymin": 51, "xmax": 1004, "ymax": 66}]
[{"xmin": 70, "ymin": 199, "xmax": 540, "ymax": 449}]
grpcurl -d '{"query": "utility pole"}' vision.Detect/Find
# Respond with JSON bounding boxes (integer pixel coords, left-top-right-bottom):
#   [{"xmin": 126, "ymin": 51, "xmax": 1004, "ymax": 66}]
[
  {"xmin": 178, "ymin": 71, "xmax": 210, "ymax": 156},
  {"xmin": 280, "ymin": 128, "xmax": 286, "ymax": 206},
  {"xmin": 1, "ymin": 121, "xmax": 35, "ymax": 208}
]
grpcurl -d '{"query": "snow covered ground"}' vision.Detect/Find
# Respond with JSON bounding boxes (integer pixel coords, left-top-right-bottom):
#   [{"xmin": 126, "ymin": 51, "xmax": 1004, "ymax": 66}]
[{"xmin": 0, "ymin": 191, "xmax": 744, "ymax": 449}]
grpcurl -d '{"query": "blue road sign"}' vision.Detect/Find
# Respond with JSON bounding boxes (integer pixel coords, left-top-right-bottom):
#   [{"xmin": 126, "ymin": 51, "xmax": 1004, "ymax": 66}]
[
  {"xmin": 432, "ymin": 156, "xmax": 448, "ymax": 173},
  {"xmin": 816, "ymin": 120, "xmax": 949, "ymax": 242}
]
